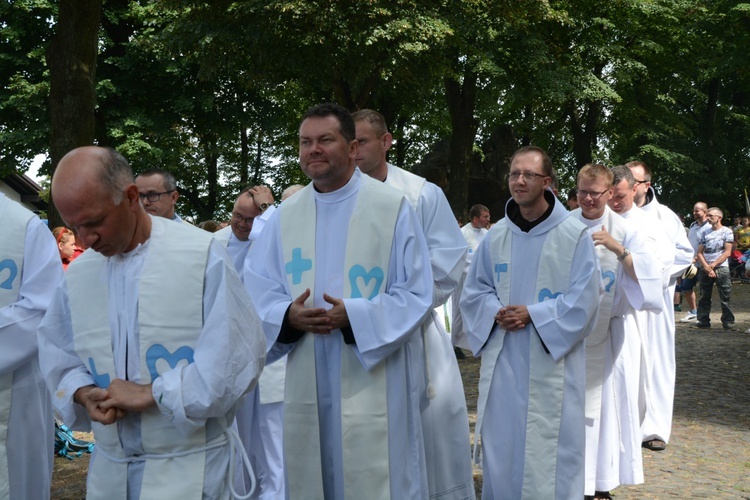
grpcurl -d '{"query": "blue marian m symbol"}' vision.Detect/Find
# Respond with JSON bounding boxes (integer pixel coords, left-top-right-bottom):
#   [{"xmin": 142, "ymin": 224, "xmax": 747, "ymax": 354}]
[
  {"xmin": 146, "ymin": 344, "xmax": 195, "ymax": 381},
  {"xmin": 349, "ymin": 265, "xmax": 385, "ymax": 300}
]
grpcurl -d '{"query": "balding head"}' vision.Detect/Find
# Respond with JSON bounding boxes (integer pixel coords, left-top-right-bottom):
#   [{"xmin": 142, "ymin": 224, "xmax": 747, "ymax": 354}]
[{"xmin": 52, "ymin": 147, "xmax": 150, "ymax": 256}]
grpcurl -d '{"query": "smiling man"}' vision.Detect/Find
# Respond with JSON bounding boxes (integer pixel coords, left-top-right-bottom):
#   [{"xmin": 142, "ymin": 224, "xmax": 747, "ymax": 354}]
[
  {"xmin": 460, "ymin": 146, "xmax": 601, "ymax": 499},
  {"xmin": 244, "ymin": 103, "xmax": 433, "ymax": 499},
  {"xmin": 570, "ymin": 164, "xmax": 663, "ymax": 499},
  {"xmin": 38, "ymin": 146, "xmax": 266, "ymax": 499}
]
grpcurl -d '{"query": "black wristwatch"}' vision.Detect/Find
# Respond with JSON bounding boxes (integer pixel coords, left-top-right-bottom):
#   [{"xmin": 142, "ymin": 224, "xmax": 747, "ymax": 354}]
[{"xmin": 617, "ymin": 248, "xmax": 631, "ymax": 261}]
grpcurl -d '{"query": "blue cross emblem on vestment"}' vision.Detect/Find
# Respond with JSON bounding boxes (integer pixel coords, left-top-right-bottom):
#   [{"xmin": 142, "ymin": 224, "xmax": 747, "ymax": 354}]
[
  {"xmin": 494, "ymin": 263, "xmax": 508, "ymax": 282},
  {"xmin": 88, "ymin": 357, "xmax": 111, "ymax": 389},
  {"xmin": 285, "ymin": 247, "xmax": 312, "ymax": 285}
]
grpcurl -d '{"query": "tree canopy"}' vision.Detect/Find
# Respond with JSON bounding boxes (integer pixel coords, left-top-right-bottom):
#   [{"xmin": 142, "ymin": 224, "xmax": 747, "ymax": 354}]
[{"xmin": 2, "ymin": 0, "xmax": 748, "ymax": 222}]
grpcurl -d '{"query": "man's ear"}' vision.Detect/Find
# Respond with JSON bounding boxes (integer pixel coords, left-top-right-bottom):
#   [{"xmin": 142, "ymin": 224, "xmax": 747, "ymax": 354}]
[{"xmin": 124, "ymin": 184, "xmax": 141, "ymax": 208}]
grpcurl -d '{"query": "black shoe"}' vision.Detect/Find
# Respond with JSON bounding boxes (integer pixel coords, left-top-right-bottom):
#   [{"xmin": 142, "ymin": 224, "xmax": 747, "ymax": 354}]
[
  {"xmin": 696, "ymin": 322, "xmax": 710, "ymax": 328},
  {"xmin": 642, "ymin": 439, "xmax": 667, "ymax": 451},
  {"xmin": 723, "ymin": 322, "xmax": 735, "ymax": 330}
]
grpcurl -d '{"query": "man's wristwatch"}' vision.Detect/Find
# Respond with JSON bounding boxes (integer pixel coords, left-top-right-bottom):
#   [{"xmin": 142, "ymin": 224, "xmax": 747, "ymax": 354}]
[
  {"xmin": 259, "ymin": 202, "xmax": 271, "ymax": 212},
  {"xmin": 617, "ymin": 248, "xmax": 631, "ymax": 261}
]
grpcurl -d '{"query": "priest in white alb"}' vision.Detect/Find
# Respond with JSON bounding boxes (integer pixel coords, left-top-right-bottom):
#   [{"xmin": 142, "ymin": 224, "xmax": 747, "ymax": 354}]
[
  {"xmin": 460, "ymin": 146, "xmax": 601, "ymax": 499},
  {"xmin": 353, "ymin": 109, "xmax": 474, "ymax": 500},
  {"xmin": 1, "ymin": 193, "xmax": 63, "ymax": 500},
  {"xmin": 37, "ymin": 146, "xmax": 266, "ymax": 499},
  {"xmin": 570, "ymin": 164, "xmax": 663, "ymax": 499},
  {"xmin": 627, "ymin": 161, "xmax": 692, "ymax": 451},
  {"xmin": 244, "ymin": 103, "xmax": 433, "ymax": 499}
]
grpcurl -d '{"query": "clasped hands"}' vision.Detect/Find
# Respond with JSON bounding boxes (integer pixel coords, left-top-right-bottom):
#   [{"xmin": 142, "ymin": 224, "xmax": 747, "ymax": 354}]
[
  {"xmin": 74, "ymin": 379, "xmax": 156, "ymax": 425},
  {"xmin": 495, "ymin": 305, "xmax": 530, "ymax": 332},
  {"xmin": 289, "ymin": 288, "xmax": 349, "ymax": 334}
]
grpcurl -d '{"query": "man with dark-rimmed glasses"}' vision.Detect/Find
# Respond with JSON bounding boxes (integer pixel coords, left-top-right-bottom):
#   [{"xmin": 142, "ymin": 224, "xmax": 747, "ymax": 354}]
[
  {"xmin": 136, "ymin": 169, "xmax": 185, "ymax": 223},
  {"xmin": 461, "ymin": 145, "xmax": 600, "ymax": 499},
  {"xmin": 626, "ymin": 161, "xmax": 693, "ymax": 453},
  {"xmin": 571, "ymin": 164, "xmax": 663, "ymax": 499}
]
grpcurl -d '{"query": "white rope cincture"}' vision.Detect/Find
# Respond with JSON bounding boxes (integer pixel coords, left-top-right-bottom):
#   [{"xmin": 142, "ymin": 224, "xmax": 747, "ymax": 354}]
[{"xmin": 93, "ymin": 427, "xmax": 257, "ymax": 499}]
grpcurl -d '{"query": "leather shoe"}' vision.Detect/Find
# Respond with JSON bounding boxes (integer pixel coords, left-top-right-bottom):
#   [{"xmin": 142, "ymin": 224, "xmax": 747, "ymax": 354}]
[{"xmin": 642, "ymin": 439, "xmax": 666, "ymax": 451}]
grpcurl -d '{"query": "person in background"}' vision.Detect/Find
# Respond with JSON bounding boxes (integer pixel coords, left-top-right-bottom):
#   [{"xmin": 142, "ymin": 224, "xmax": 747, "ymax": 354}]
[{"xmin": 52, "ymin": 226, "xmax": 77, "ymax": 270}]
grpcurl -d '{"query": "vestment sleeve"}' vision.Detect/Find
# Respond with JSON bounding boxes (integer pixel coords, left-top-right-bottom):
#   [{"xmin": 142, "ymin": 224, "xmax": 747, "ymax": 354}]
[
  {"xmin": 528, "ymin": 233, "xmax": 601, "ymax": 362},
  {"xmin": 37, "ymin": 281, "xmax": 97, "ymax": 430},
  {"xmin": 342, "ymin": 200, "xmax": 433, "ymax": 370},
  {"xmin": 244, "ymin": 213, "xmax": 296, "ymax": 363},
  {"xmin": 152, "ymin": 240, "xmax": 266, "ymax": 435},
  {"xmin": 459, "ymin": 235, "xmax": 504, "ymax": 356},
  {"xmin": 418, "ymin": 184, "xmax": 468, "ymax": 307},
  {"xmin": 0, "ymin": 218, "xmax": 63, "ymax": 374}
]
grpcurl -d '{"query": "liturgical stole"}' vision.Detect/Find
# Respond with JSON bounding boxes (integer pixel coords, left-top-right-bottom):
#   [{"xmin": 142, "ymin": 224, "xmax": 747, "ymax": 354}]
[
  {"xmin": 0, "ymin": 196, "xmax": 35, "ymax": 499},
  {"xmin": 280, "ymin": 176, "xmax": 403, "ymax": 500},
  {"xmin": 474, "ymin": 216, "xmax": 584, "ymax": 499},
  {"xmin": 66, "ymin": 217, "xmax": 216, "ymax": 500}
]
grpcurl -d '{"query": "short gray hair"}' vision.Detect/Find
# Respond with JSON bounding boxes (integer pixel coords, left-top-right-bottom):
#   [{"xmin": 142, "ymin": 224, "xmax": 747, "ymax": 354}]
[{"xmin": 99, "ymin": 148, "xmax": 135, "ymax": 204}]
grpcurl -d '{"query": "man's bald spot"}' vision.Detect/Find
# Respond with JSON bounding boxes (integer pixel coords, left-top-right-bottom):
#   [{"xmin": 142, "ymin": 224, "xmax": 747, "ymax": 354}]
[{"xmin": 53, "ymin": 146, "xmax": 134, "ymax": 205}]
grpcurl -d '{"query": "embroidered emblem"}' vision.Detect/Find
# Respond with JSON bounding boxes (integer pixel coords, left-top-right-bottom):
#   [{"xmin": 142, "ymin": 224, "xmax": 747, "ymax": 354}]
[
  {"xmin": 538, "ymin": 288, "xmax": 562, "ymax": 302},
  {"xmin": 349, "ymin": 264, "xmax": 384, "ymax": 300},
  {"xmin": 0, "ymin": 259, "xmax": 19, "ymax": 290},
  {"xmin": 285, "ymin": 247, "xmax": 312, "ymax": 285},
  {"xmin": 602, "ymin": 270, "xmax": 616, "ymax": 293},
  {"xmin": 88, "ymin": 357, "xmax": 111, "ymax": 389},
  {"xmin": 494, "ymin": 263, "xmax": 508, "ymax": 282},
  {"xmin": 145, "ymin": 344, "xmax": 195, "ymax": 381}
]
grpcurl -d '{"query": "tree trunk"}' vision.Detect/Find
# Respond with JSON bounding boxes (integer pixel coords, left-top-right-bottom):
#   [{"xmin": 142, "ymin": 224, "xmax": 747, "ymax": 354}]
[
  {"xmin": 444, "ymin": 67, "xmax": 478, "ymax": 220},
  {"xmin": 46, "ymin": 0, "xmax": 102, "ymax": 227}
]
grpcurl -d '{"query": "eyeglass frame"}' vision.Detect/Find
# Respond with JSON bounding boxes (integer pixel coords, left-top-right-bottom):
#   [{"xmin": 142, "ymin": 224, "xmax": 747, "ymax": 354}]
[
  {"xmin": 633, "ymin": 178, "xmax": 650, "ymax": 185},
  {"xmin": 231, "ymin": 212, "xmax": 256, "ymax": 225},
  {"xmin": 506, "ymin": 171, "xmax": 549, "ymax": 182},
  {"xmin": 139, "ymin": 190, "xmax": 175, "ymax": 203},
  {"xmin": 577, "ymin": 189, "xmax": 609, "ymax": 201}
]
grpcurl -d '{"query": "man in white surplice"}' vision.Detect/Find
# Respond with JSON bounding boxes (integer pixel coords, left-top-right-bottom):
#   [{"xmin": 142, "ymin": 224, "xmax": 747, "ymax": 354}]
[
  {"xmin": 0, "ymin": 193, "xmax": 63, "ymax": 500},
  {"xmin": 244, "ymin": 103, "xmax": 433, "ymax": 499},
  {"xmin": 353, "ymin": 109, "xmax": 474, "ymax": 500},
  {"xmin": 460, "ymin": 146, "xmax": 600, "ymax": 499},
  {"xmin": 627, "ymin": 161, "xmax": 692, "ymax": 451},
  {"xmin": 214, "ymin": 185, "xmax": 286, "ymax": 500},
  {"xmin": 37, "ymin": 147, "xmax": 266, "ymax": 499},
  {"xmin": 570, "ymin": 164, "xmax": 663, "ymax": 499}
]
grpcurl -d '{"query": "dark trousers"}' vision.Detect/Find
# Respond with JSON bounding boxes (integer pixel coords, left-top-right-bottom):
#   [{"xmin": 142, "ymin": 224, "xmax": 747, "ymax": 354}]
[{"xmin": 697, "ymin": 266, "xmax": 734, "ymax": 325}]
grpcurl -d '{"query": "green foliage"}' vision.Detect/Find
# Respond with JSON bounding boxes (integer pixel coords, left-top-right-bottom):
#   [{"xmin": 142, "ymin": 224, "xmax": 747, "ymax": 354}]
[{"xmin": 1, "ymin": 0, "xmax": 748, "ymax": 222}]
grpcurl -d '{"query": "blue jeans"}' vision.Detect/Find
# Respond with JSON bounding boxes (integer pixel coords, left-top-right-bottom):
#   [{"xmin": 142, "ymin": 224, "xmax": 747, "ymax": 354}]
[{"xmin": 697, "ymin": 266, "xmax": 734, "ymax": 325}]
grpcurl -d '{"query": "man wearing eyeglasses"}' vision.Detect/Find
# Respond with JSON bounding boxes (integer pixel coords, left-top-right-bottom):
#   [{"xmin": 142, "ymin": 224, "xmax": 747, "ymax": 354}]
[
  {"xmin": 135, "ymin": 169, "xmax": 185, "ymax": 223},
  {"xmin": 626, "ymin": 161, "xmax": 693, "ymax": 453},
  {"xmin": 570, "ymin": 164, "xmax": 663, "ymax": 499},
  {"xmin": 460, "ymin": 146, "xmax": 601, "ymax": 499},
  {"xmin": 213, "ymin": 184, "xmax": 283, "ymax": 499},
  {"xmin": 214, "ymin": 186, "xmax": 275, "ymax": 272}
]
